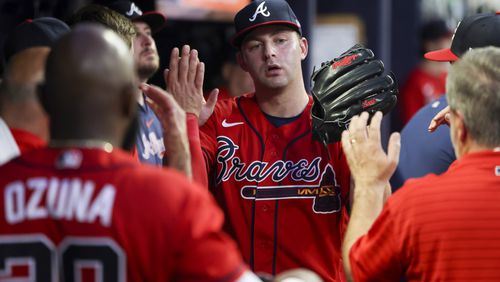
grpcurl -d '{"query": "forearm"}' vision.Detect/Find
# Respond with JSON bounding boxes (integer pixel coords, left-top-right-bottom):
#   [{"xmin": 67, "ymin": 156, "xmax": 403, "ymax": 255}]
[
  {"xmin": 163, "ymin": 127, "xmax": 193, "ymax": 179},
  {"xmin": 187, "ymin": 113, "xmax": 208, "ymax": 187},
  {"xmin": 343, "ymin": 181, "xmax": 387, "ymax": 280}
]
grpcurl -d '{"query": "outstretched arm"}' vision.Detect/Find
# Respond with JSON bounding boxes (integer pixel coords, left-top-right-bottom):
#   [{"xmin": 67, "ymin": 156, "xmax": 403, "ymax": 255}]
[
  {"xmin": 340, "ymin": 112, "xmax": 400, "ymax": 280},
  {"xmin": 163, "ymin": 45, "xmax": 211, "ymax": 186}
]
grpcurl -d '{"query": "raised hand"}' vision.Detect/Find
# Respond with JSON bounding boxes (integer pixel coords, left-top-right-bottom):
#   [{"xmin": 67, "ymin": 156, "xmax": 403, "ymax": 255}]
[
  {"xmin": 341, "ymin": 111, "xmax": 400, "ymax": 189},
  {"xmin": 164, "ymin": 45, "xmax": 218, "ymax": 126},
  {"xmin": 141, "ymin": 83, "xmax": 192, "ymax": 179}
]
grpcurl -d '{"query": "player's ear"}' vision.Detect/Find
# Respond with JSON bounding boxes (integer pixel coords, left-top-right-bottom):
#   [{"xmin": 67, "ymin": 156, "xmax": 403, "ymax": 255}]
[
  {"xmin": 236, "ymin": 51, "xmax": 248, "ymax": 72},
  {"xmin": 299, "ymin": 36, "xmax": 308, "ymax": 60},
  {"xmin": 454, "ymin": 110, "xmax": 468, "ymax": 143}
]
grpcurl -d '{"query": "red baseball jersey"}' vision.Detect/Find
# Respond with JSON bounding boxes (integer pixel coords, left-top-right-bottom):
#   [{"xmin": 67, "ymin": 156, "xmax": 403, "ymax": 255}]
[
  {"xmin": 399, "ymin": 67, "xmax": 447, "ymax": 125},
  {"xmin": 200, "ymin": 95, "xmax": 351, "ymax": 281},
  {"xmin": 0, "ymin": 147, "xmax": 246, "ymax": 282},
  {"xmin": 350, "ymin": 150, "xmax": 500, "ymax": 281}
]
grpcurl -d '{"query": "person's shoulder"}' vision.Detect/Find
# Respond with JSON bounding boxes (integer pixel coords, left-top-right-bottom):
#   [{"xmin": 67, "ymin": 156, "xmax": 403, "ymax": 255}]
[
  {"xmin": 390, "ymin": 172, "xmax": 444, "ymax": 207},
  {"xmin": 401, "ymin": 95, "xmax": 448, "ymax": 136}
]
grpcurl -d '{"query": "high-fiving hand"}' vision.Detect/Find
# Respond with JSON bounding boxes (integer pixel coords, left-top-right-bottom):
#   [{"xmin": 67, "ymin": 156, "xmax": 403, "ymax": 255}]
[
  {"xmin": 341, "ymin": 111, "xmax": 400, "ymax": 189},
  {"xmin": 164, "ymin": 45, "xmax": 218, "ymax": 126}
]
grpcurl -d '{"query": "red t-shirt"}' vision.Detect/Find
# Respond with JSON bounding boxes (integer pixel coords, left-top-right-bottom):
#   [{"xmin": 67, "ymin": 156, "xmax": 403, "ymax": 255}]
[
  {"xmin": 399, "ymin": 67, "xmax": 447, "ymax": 125},
  {"xmin": 0, "ymin": 147, "xmax": 246, "ymax": 281},
  {"xmin": 350, "ymin": 150, "xmax": 500, "ymax": 281},
  {"xmin": 200, "ymin": 95, "xmax": 351, "ymax": 281}
]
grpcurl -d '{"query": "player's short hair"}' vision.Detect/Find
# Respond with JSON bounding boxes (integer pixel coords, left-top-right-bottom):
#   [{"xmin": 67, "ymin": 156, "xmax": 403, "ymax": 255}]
[
  {"xmin": 446, "ymin": 46, "xmax": 500, "ymax": 147},
  {"xmin": 68, "ymin": 4, "xmax": 136, "ymax": 49}
]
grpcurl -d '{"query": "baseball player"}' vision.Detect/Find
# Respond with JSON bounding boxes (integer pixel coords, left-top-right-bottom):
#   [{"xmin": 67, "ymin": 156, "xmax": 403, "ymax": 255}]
[
  {"xmin": 167, "ymin": 1, "xmax": 351, "ymax": 281},
  {"xmin": 93, "ymin": 0, "xmax": 167, "ymax": 166},
  {"xmin": 0, "ymin": 24, "xmax": 259, "ymax": 282},
  {"xmin": 100, "ymin": 0, "xmax": 210, "ymax": 185}
]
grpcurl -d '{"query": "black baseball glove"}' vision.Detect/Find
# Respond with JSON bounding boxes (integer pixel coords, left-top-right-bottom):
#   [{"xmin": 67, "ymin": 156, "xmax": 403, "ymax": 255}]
[{"xmin": 310, "ymin": 44, "xmax": 398, "ymax": 144}]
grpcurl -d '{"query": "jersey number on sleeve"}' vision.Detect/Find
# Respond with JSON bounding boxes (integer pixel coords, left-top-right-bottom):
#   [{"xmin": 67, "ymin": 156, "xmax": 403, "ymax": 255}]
[{"xmin": 0, "ymin": 235, "xmax": 125, "ymax": 282}]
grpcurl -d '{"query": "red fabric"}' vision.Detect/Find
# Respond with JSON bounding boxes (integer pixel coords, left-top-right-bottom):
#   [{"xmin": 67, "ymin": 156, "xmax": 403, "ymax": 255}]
[
  {"xmin": 350, "ymin": 150, "xmax": 500, "ymax": 281},
  {"xmin": 200, "ymin": 95, "xmax": 351, "ymax": 282},
  {"xmin": 186, "ymin": 113, "xmax": 208, "ymax": 187},
  {"xmin": 0, "ymin": 147, "xmax": 246, "ymax": 282},
  {"xmin": 9, "ymin": 127, "xmax": 46, "ymax": 154},
  {"xmin": 399, "ymin": 67, "xmax": 447, "ymax": 125}
]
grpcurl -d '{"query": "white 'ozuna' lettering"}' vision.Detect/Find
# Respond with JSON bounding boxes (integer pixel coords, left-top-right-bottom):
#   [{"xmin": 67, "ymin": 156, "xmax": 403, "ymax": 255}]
[{"xmin": 4, "ymin": 177, "xmax": 116, "ymax": 226}]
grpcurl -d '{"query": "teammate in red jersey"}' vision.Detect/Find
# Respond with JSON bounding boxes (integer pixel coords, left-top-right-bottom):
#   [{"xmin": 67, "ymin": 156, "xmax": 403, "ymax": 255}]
[
  {"xmin": 0, "ymin": 24, "xmax": 260, "ymax": 282},
  {"xmin": 0, "ymin": 17, "xmax": 70, "ymax": 164},
  {"xmin": 342, "ymin": 47, "xmax": 500, "ymax": 281},
  {"xmin": 164, "ymin": 1, "xmax": 352, "ymax": 281}
]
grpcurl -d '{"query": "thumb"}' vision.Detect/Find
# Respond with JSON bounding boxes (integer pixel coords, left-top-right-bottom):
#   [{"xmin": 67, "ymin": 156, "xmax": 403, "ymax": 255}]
[{"xmin": 205, "ymin": 88, "xmax": 219, "ymax": 110}]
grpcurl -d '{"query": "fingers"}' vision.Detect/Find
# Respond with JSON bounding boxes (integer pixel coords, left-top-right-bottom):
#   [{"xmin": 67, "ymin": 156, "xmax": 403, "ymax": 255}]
[
  {"xmin": 428, "ymin": 106, "xmax": 451, "ymax": 132},
  {"xmin": 367, "ymin": 111, "xmax": 383, "ymax": 142},
  {"xmin": 188, "ymin": 49, "xmax": 199, "ymax": 83},
  {"xmin": 387, "ymin": 132, "xmax": 401, "ymax": 170},
  {"xmin": 168, "ymin": 47, "xmax": 180, "ymax": 83},
  {"xmin": 341, "ymin": 130, "xmax": 353, "ymax": 156},
  {"xmin": 348, "ymin": 112, "xmax": 369, "ymax": 144},
  {"xmin": 178, "ymin": 45, "xmax": 190, "ymax": 82},
  {"xmin": 195, "ymin": 62, "xmax": 205, "ymax": 91},
  {"xmin": 140, "ymin": 83, "xmax": 174, "ymax": 110}
]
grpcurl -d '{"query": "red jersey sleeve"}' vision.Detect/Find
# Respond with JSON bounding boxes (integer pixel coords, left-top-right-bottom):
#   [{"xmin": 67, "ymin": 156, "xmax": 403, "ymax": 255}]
[
  {"xmin": 187, "ymin": 113, "xmax": 208, "ymax": 187},
  {"xmin": 200, "ymin": 98, "xmax": 237, "ymax": 184},
  {"xmin": 349, "ymin": 199, "xmax": 406, "ymax": 281}
]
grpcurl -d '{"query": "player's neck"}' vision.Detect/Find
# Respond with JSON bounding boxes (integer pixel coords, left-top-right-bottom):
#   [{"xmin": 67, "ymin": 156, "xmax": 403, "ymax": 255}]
[
  {"xmin": 136, "ymin": 77, "xmax": 149, "ymax": 106},
  {"xmin": 255, "ymin": 85, "xmax": 309, "ymax": 118},
  {"xmin": 49, "ymin": 139, "xmax": 114, "ymax": 152}
]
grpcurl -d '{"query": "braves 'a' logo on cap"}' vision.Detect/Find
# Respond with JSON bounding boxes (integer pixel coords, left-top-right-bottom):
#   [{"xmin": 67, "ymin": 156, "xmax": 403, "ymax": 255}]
[
  {"xmin": 126, "ymin": 2, "xmax": 143, "ymax": 16},
  {"xmin": 249, "ymin": 1, "xmax": 271, "ymax": 22}
]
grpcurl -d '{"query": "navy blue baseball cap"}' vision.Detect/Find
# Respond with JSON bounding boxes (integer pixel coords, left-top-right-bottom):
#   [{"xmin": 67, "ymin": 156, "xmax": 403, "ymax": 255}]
[
  {"xmin": 425, "ymin": 11, "xmax": 500, "ymax": 62},
  {"xmin": 99, "ymin": 0, "xmax": 166, "ymax": 33},
  {"xmin": 232, "ymin": 0, "xmax": 302, "ymax": 47},
  {"xmin": 3, "ymin": 17, "xmax": 70, "ymax": 63}
]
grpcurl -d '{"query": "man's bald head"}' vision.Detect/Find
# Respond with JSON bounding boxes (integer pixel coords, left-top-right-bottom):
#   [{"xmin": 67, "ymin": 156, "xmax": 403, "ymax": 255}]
[{"xmin": 43, "ymin": 24, "xmax": 137, "ymax": 145}]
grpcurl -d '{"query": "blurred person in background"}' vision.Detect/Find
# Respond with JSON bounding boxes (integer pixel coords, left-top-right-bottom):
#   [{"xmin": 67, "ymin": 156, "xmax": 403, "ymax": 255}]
[
  {"xmin": 398, "ymin": 19, "xmax": 452, "ymax": 126},
  {"xmin": 0, "ymin": 17, "xmax": 70, "ymax": 165},
  {"xmin": 391, "ymin": 11, "xmax": 500, "ymax": 190}
]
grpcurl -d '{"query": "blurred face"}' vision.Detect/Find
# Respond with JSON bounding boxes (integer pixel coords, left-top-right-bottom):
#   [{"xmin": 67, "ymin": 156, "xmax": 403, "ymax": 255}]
[
  {"xmin": 238, "ymin": 25, "xmax": 307, "ymax": 90},
  {"xmin": 133, "ymin": 22, "xmax": 159, "ymax": 81}
]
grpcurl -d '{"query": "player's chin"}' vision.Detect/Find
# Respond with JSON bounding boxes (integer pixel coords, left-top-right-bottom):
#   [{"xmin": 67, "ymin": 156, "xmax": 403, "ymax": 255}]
[{"xmin": 263, "ymin": 75, "xmax": 288, "ymax": 85}]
